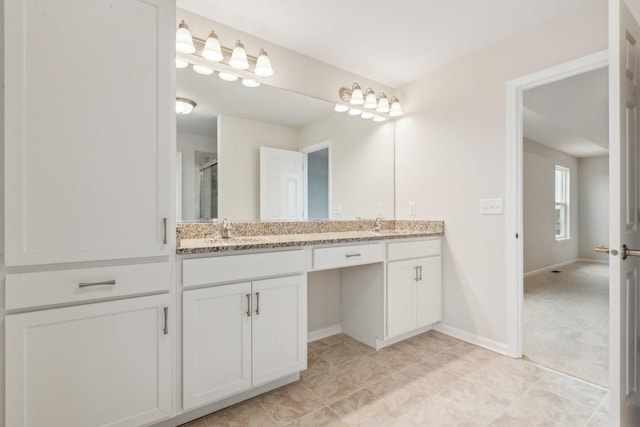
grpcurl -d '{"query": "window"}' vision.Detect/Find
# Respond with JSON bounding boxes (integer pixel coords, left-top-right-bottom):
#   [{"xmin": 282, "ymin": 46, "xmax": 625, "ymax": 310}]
[{"xmin": 555, "ymin": 165, "xmax": 570, "ymax": 240}]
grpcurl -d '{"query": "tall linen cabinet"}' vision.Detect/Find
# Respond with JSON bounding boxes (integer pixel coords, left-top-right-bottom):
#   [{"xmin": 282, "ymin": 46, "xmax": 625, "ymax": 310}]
[{"xmin": 3, "ymin": 1, "xmax": 176, "ymax": 426}]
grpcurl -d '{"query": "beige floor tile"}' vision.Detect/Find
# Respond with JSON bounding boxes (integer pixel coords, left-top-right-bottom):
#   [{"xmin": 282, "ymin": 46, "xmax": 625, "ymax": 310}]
[
  {"xmin": 585, "ymin": 406, "xmax": 611, "ymax": 427},
  {"xmin": 445, "ymin": 341, "xmax": 500, "ymax": 366},
  {"xmin": 370, "ymin": 345, "xmax": 420, "ymax": 371},
  {"xmin": 308, "ymin": 340, "xmax": 330, "ymax": 353},
  {"xmin": 394, "ymin": 334, "xmax": 453, "ymax": 359},
  {"xmin": 401, "ymin": 362, "xmax": 461, "ymax": 397},
  {"xmin": 366, "ymin": 372, "xmax": 428, "ymax": 416},
  {"xmin": 184, "ymin": 398, "xmax": 278, "ymax": 427},
  {"xmin": 514, "ymin": 386, "xmax": 596, "ymax": 426},
  {"xmin": 330, "ymin": 389, "xmax": 398, "ymax": 427},
  {"xmin": 301, "ymin": 351, "xmax": 331, "ymax": 382},
  {"xmin": 302, "ymin": 364, "xmax": 365, "ymax": 404},
  {"xmin": 400, "ymin": 393, "xmax": 487, "ymax": 427},
  {"xmin": 434, "ymin": 378, "xmax": 512, "ymax": 423},
  {"xmin": 490, "ymin": 403, "xmax": 559, "ymax": 426},
  {"xmin": 534, "ymin": 371, "xmax": 607, "ymax": 409},
  {"xmin": 420, "ymin": 350, "xmax": 481, "ymax": 377},
  {"xmin": 258, "ymin": 382, "xmax": 324, "ymax": 424},
  {"xmin": 314, "ymin": 342, "xmax": 365, "ymax": 366},
  {"xmin": 285, "ymin": 407, "xmax": 347, "ymax": 427}
]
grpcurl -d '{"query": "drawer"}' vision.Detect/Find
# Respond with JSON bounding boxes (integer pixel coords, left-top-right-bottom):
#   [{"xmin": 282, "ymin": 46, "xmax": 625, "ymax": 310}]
[
  {"xmin": 387, "ymin": 238, "xmax": 441, "ymax": 261},
  {"xmin": 6, "ymin": 262, "xmax": 171, "ymax": 310},
  {"xmin": 313, "ymin": 243, "xmax": 384, "ymax": 270},
  {"xmin": 182, "ymin": 249, "xmax": 306, "ymax": 287}
]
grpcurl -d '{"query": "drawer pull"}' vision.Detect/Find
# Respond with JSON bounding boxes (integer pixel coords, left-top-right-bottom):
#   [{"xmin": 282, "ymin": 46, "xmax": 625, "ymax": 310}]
[
  {"xmin": 163, "ymin": 307, "xmax": 169, "ymax": 335},
  {"xmin": 345, "ymin": 253, "xmax": 362, "ymax": 258},
  {"xmin": 414, "ymin": 266, "xmax": 419, "ymax": 281},
  {"xmin": 246, "ymin": 293, "xmax": 251, "ymax": 317},
  {"xmin": 255, "ymin": 292, "xmax": 260, "ymax": 315},
  {"xmin": 418, "ymin": 265, "xmax": 423, "ymax": 281},
  {"xmin": 78, "ymin": 280, "xmax": 116, "ymax": 288}
]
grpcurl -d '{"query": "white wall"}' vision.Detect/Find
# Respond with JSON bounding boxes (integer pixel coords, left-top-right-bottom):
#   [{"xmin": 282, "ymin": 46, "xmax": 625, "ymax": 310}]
[
  {"xmin": 299, "ymin": 114, "xmax": 395, "ymax": 219},
  {"xmin": 579, "ymin": 155, "xmax": 609, "ymax": 260},
  {"xmin": 394, "ymin": 0, "xmax": 607, "ymax": 347},
  {"xmin": 217, "ymin": 115, "xmax": 299, "ymax": 221},
  {"xmin": 176, "ymin": 132, "xmax": 216, "ymax": 221},
  {"xmin": 523, "ymin": 139, "xmax": 579, "ymax": 273}
]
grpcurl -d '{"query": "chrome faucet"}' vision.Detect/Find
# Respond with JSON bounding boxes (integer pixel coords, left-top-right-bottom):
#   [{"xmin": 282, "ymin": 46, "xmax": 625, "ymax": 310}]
[
  {"xmin": 221, "ymin": 218, "xmax": 233, "ymax": 239},
  {"xmin": 371, "ymin": 217, "xmax": 384, "ymax": 232}
]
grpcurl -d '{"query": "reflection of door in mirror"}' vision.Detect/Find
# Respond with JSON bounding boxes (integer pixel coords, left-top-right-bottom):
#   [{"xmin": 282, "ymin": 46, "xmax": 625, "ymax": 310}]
[
  {"xmin": 303, "ymin": 142, "xmax": 330, "ymax": 220},
  {"xmin": 177, "ymin": 132, "xmax": 217, "ymax": 221},
  {"xmin": 260, "ymin": 147, "xmax": 305, "ymax": 221},
  {"xmin": 199, "ymin": 160, "xmax": 218, "ymax": 219}
]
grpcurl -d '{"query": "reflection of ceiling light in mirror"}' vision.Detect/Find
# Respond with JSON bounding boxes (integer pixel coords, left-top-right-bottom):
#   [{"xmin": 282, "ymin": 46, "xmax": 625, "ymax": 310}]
[
  {"xmin": 202, "ymin": 31, "xmax": 224, "ymax": 62},
  {"xmin": 335, "ymin": 104, "xmax": 349, "ymax": 112},
  {"xmin": 363, "ymin": 89, "xmax": 377, "ymax": 109},
  {"xmin": 229, "ymin": 40, "xmax": 249, "ymax": 70},
  {"xmin": 176, "ymin": 58, "xmax": 188, "ymax": 69},
  {"xmin": 350, "ymin": 83, "xmax": 364, "ymax": 105},
  {"xmin": 193, "ymin": 64, "xmax": 214, "ymax": 75},
  {"xmin": 376, "ymin": 93, "xmax": 390, "ymax": 113},
  {"xmin": 348, "ymin": 108, "xmax": 362, "ymax": 116},
  {"xmin": 254, "ymin": 49, "xmax": 274, "ymax": 78},
  {"xmin": 373, "ymin": 115, "xmax": 386, "ymax": 122},
  {"xmin": 176, "ymin": 20, "xmax": 196, "ymax": 54},
  {"xmin": 361, "ymin": 111, "xmax": 374, "ymax": 119},
  {"xmin": 218, "ymin": 72, "xmax": 239, "ymax": 82},
  {"xmin": 242, "ymin": 78, "xmax": 260, "ymax": 88},
  {"xmin": 389, "ymin": 97, "xmax": 403, "ymax": 116},
  {"xmin": 176, "ymin": 97, "xmax": 196, "ymax": 115}
]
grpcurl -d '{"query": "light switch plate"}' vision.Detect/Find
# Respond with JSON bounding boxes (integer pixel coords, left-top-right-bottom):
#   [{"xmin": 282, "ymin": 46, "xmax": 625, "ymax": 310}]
[
  {"xmin": 332, "ymin": 203, "xmax": 342, "ymax": 215},
  {"xmin": 409, "ymin": 202, "xmax": 416, "ymax": 216},
  {"xmin": 480, "ymin": 198, "xmax": 503, "ymax": 215}
]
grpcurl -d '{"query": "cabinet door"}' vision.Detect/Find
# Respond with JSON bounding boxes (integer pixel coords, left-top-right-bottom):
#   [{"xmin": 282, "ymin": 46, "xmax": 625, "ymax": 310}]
[
  {"xmin": 416, "ymin": 256, "xmax": 442, "ymax": 328},
  {"xmin": 5, "ymin": 294, "xmax": 172, "ymax": 427},
  {"xmin": 4, "ymin": 0, "xmax": 173, "ymax": 266},
  {"xmin": 182, "ymin": 283, "xmax": 252, "ymax": 410},
  {"xmin": 252, "ymin": 275, "xmax": 307, "ymax": 386},
  {"xmin": 387, "ymin": 259, "xmax": 419, "ymax": 338}
]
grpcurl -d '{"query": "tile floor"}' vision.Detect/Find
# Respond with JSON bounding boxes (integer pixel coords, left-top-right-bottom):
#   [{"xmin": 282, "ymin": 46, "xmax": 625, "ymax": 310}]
[{"xmin": 182, "ymin": 331, "xmax": 609, "ymax": 426}]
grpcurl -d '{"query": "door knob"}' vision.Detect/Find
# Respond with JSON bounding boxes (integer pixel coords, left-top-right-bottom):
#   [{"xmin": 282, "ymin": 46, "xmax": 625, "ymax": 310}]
[
  {"xmin": 594, "ymin": 245, "xmax": 619, "ymax": 256},
  {"xmin": 622, "ymin": 244, "xmax": 640, "ymax": 260}
]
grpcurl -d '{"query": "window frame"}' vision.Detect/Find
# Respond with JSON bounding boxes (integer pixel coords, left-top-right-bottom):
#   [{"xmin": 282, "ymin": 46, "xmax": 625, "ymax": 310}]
[{"xmin": 555, "ymin": 165, "xmax": 570, "ymax": 241}]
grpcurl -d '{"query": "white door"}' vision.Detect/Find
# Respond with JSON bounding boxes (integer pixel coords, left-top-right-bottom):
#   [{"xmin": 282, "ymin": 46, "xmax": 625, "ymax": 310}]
[
  {"xmin": 182, "ymin": 283, "xmax": 252, "ymax": 409},
  {"xmin": 387, "ymin": 259, "xmax": 418, "ymax": 338},
  {"xmin": 416, "ymin": 256, "xmax": 442, "ymax": 328},
  {"xmin": 611, "ymin": 1, "xmax": 640, "ymax": 424},
  {"xmin": 252, "ymin": 275, "xmax": 307, "ymax": 386},
  {"xmin": 5, "ymin": 294, "xmax": 172, "ymax": 427},
  {"xmin": 4, "ymin": 0, "xmax": 173, "ymax": 266},
  {"xmin": 260, "ymin": 147, "xmax": 305, "ymax": 220}
]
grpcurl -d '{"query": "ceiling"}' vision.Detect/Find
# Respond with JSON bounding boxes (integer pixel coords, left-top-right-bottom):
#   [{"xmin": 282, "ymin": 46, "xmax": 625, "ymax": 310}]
[
  {"xmin": 177, "ymin": 0, "xmax": 594, "ymax": 88},
  {"xmin": 523, "ymin": 67, "xmax": 608, "ymax": 158}
]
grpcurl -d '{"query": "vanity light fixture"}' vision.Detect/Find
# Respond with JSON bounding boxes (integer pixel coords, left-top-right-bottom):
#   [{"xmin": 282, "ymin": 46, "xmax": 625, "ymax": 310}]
[
  {"xmin": 175, "ymin": 58, "xmax": 189, "ymax": 69},
  {"xmin": 242, "ymin": 78, "xmax": 260, "ymax": 88},
  {"xmin": 218, "ymin": 71, "xmax": 238, "ymax": 82},
  {"xmin": 348, "ymin": 107, "xmax": 362, "ymax": 116},
  {"xmin": 176, "ymin": 20, "xmax": 196, "ymax": 54},
  {"xmin": 229, "ymin": 41, "xmax": 250, "ymax": 70},
  {"xmin": 254, "ymin": 49, "xmax": 274, "ymax": 78},
  {"xmin": 176, "ymin": 97, "xmax": 196, "ymax": 115},
  {"xmin": 192, "ymin": 64, "xmax": 214, "ymax": 75},
  {"xmin": 202, "ymin": 31, "xmax": 224, "ymax": 62},
  {"xmin": 337, "ymin": 83, "xmax": 402, "ymax": 120}
]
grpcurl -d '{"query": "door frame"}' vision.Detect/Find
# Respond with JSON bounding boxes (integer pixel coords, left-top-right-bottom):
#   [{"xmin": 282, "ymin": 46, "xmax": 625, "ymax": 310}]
[
  {"xmin": 505, "ymin": 50, "xmax": 609, "ymax": 358},
  {"xmin": 300, "ymin": 140, "xmax": 332, "ymax": 220}
]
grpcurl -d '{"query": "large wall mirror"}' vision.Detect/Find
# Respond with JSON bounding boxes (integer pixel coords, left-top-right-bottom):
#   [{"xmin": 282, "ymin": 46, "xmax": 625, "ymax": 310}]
[{"xmin": 176, "ymin": 67, "xmax": 395, "ymax": 222}]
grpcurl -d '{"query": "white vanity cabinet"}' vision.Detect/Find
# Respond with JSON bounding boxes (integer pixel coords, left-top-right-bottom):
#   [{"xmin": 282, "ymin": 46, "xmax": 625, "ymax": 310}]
[
  {"xmin": 182, "ymin": 251, "xmax": 307, "ymax": 410},
  {"xmin": 4, "ymin": 0, "xmax": 174, "ymax": 266},
  {"xmin": 5, "ymin": 294, "xmax": 172, "ymax": 427},
  {"xmin": 386, "ymin": 239, "xmax": 442, "ymax": 339}
]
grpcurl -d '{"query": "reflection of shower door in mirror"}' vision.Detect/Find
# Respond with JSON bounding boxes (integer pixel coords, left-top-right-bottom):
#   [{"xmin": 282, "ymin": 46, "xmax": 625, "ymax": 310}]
[
  {"xmin": 199, "ymin": 161, "xmax": 218, "ymax": 219},
  {"xmin": 260, "ymin": 147, "xmax": 305, "ymax": 221}
]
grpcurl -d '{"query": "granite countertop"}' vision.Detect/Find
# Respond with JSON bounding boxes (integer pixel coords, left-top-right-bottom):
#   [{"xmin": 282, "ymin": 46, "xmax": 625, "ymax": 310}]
[{"xmin": 177, "ymin": 229, "xmax": 443, "ymax": 254}]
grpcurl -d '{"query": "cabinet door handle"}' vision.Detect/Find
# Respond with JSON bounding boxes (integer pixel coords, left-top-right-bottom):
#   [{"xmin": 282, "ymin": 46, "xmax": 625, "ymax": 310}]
[
  {"xmin": 163, "ymin": 307, "xmax": 169, "ymax": 335},
  {"xmin": 255, "ymin": 292, "xmax": 260, "ymax": 315},
  {"xmin": 246, "ymin": 293, "xmax": 251, "ymax": 317},
  {"xmin": 78, "ymin": 280, "xmax": 116, "ymax": 288},
  {"xmin": 162, "ymin": 218, "xmax": 168, "ymax": 244},
  {"xmin": 418, "ymin": 265, "xmax": 423, "ymax": 281},
  {"xmin": 346, "ymin": 253, "xmax": 361, "ymax": 258},
  {"xmin": 414, "ymin": 266, "xmax": 419, "ymax": 281}
]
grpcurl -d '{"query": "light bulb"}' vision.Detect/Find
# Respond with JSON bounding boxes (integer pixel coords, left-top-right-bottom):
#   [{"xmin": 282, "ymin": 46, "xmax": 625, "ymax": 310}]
[
  {"xmin": 350, "ymin": 83, "xmax": 364, "ymax": 105},
  {"xmin": 192, "ymin": 64, "xmax": 214, "ymax": 75},
  {"xmin": 255, "ymin": 49, "xmax": 274, "ymax": 78},
  {"xmin": 389, "ymin": 97, "xmax": 403, "ymax": 116},
  {"xmin": 335, "ymin": 104, "xmax": 349, "ymax": 112},
  {"xmin": 363, "ymin": 89, "xmax": 377, "ymax": 109},
  {"xmin": 202, "ymin": 31, "xmax": 223, "ymax": 62},
  {"xmin": 175, "ymin": 58, "xmax": 188, "ymax": 69},
  {"xmin": 361, "ymin": 111, "xmax": 374, "ymax": 119},
  {"xmin": 373, "ymin": 115, "xmax": 386, "ymax": 122},
  {"xmin": 242, "ymin": 78, "xmax": 260, "ymax": 87},
  {"xmin": 348, "ymin": 108, "xmax": 362, "ymax": 116},
  {"xmin": 176, "ymin": 97, "xmax": 196, "ymax": 115},
  {"xmin": 176, "ymin": 20, "xmax": 196, "ymax": 54},
  {"xmin": 376, "ymin": 93, "xmax": 390, "ymax": 113},
  {"xmin": 219, "ymin": 72, "xmax": 238, "ymax": 82},
  {"xmin": 229, "ymin": 40, "xmax": 249, "ymax": 70}
]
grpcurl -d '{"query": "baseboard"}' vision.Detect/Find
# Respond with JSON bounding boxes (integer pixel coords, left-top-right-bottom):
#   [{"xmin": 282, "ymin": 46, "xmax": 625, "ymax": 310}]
[
  {"xmin": 307, "ymin": 324, "xmax": 342, "ymax": 342},
  {"xmin": 433, "ymin": 323, "xmax": 508, "ymax": 355},
  {"xmin": 523, "ymin": 258, "xmax": 580, "ymax": 278},
  {"xmin": 375, "ymin": 325, "xmax": 433, "ymax": 350},
  {"xmin": 576, "ymin": 258, "xmax": 608, "ymax": 264}
]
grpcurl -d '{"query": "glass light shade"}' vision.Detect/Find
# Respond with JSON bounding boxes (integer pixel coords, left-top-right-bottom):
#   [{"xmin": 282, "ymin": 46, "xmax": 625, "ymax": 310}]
[
  {"xmin": 229, "ymin": 40, "xmax": 249, "ymax": 70},
  {"xmin": 350, "ymin": 83, "xmax": 364, "ymax": 105},
  {"xmin": 376, "ymin": 94, "xmax": 390, "ymax": 113},
  {"xmin": 242, "ymin": 78, "xmax": 260, "ymax": 88},
  {"xmin": 334, "ymin": 104, "xmax": 349, "ymax": 112},
  {"xmin": 176, "ymin": 20, "xmax": 196, "ymax": 54},
  {"xmin": 202, "ymin": 31, "xmax": 224, "ymax": 62},
  {"xmin": 348, "ymin": 108, "xmax": 362, "ymax": 116},
  {"xmin": 389, "ymin": 97, "xmax": 403, "ymax": 116},
  {"xmin": 363, "ymin": 90, "xmax": 377, "ymax": 109},
  {"xmin": 219, "ymin": 71, "xmax": 239, "ymax": 82},
  {"xmin": 192, "ymin": 64, "xmax": 214, "ymax": 75},
  {"xmin": 373, "ymin": 115, "xmax": 386, "ymax": 122},
  {"xmin": 176, "ymin": 97, "xmax": 196, "ymax": 115},
  {"xmin": 254, "ymin": 49, "xmax": 274, "ymax": 78},
  {"xmin": 361, "ymin": 111, "xmax": 374, "ymax": 119},
  {"xmin": 175, "ymin": 58, "xmax": 189, "ymax": 69}
]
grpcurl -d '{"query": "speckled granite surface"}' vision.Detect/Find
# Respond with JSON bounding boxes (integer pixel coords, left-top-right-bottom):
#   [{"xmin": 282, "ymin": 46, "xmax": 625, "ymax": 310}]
[{"xmin": 176, "ymin": 220, "xmax": 444, "ymax": 254}]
